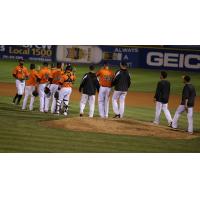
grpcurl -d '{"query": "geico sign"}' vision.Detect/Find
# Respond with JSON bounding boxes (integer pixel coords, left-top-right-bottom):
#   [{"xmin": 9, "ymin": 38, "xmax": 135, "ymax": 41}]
[{"xmin": 147, "ymin": 52, "xmax": 200, "ymax": 69}]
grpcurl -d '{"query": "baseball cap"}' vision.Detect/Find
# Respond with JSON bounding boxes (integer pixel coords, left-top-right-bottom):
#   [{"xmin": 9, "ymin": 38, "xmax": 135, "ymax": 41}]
[
  {"xmin": 121, "ymin": 61, "xmax": 127, "ymax": 66},
  {"xmin": 18, "ymin": 58, "xmax": 24, "ymax": 62}
]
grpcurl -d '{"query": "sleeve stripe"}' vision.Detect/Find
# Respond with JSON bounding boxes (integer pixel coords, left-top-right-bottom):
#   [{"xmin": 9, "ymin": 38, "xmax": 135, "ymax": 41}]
[
  {"xmin": 114, "ymin": 71, "xmax": 120, "ymax": 78},
  {"xmin": 82, "ymin": 74, "xmax": 87, "ymax": 80}
]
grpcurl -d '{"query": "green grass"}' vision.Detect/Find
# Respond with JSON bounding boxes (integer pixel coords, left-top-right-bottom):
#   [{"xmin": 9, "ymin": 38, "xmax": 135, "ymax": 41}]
[
  {"xmin": 0, "ymin": 96, "xmax": 200, "ymax": 152},
  {"xmin": 0, "ymin": 59, "xmax": 200, "ymax": 152},
  {"xmin": 0, "ymin": 60, "xmax": 199, "ymax": 95}
]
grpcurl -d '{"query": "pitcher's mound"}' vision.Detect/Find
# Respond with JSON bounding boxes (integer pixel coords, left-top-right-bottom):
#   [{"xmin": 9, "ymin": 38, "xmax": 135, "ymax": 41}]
[{"xmin": 41, "ymin": 117, "xmax": 199, "ymax": 140}]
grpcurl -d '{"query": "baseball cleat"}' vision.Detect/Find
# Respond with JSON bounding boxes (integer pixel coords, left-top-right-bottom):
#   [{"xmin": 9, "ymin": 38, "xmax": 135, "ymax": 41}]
[
  {"xmin": 171, "ymin": 126, "xmax": 178, "ymax": 131},
  {"xmin": 63, "ymin": 112, "xmax": 68, "ymax": 116},
  {"xmin": 168, "ymin": 122, "xmax": 172, "ymax": 127},
  {"xmin": 80, "ymin": 113, "xmax": 83, "ymax": 117},
  {"xmin": 113, "ymin": 114, "xmax": 120, "ymax": 118},
  {"xmin": 152, "ymin": 121, "xmax": 159, "ymax": 125}
]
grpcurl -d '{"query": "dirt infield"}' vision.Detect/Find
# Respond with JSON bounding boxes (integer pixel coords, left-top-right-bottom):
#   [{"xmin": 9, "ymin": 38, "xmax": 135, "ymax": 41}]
[
  {"xmin": 41, "ymin": 117, "xmax": 199, "ymax": 140},
  {"xmin": 0, "ymin": 82, "xmax": 199, "ymax": 111}
]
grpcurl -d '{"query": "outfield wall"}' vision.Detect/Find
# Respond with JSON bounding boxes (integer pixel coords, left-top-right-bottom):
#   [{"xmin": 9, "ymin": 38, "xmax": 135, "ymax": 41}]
[{"xmin": 0, "ymin": 45, "xmax": 200, "ymax": 71}]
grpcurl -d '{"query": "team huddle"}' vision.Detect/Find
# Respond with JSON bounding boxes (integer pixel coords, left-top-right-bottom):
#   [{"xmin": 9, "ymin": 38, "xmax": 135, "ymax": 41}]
[
  {"xmin": 12, "ymin": 59, "xmax": 196, "ymax": 134},
  {"xmin": 12, "ymin": 59, "xmax": 131, "ymax": 119}
]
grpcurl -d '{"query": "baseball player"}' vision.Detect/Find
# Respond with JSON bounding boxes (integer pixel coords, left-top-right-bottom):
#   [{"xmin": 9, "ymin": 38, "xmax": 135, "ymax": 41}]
[
  {"xmin": 79, "ymin": 65, "xmax": 100, "ymax": 118},
  {"xmin": 153, "ymin": 71, "xmax": 172, "ymax": 126},
  {"xmin": 96, "ymin": 62, "xmax": 114, "ymax": 118},
  {"xmin": 55, "ymin": 65, "xmax": 76, "ymax": 116},
  {"xmin": 22, "ymin": 64, "xmax": 39, "ymax": 111},
  {"xmin": 44, "ymin": 62, "xmax": 63, "ymax": 113},
  {"xmin": 112, "ymin": 61, "xmax": 131, "ymax": 118},
  {"xmin": 50, "ymin": 63, "xmax": 56, "ymax": 72},
  {"xmin": 37, "ymin": 62, "xmax": 51, "ymax": 112},
  {"xmin": 12, "ymin": 58, "xmax": 29, "ymax": 105},
  {"xmin": 172, "ymin": 75, "xmax": 196, "ymax": 134}
]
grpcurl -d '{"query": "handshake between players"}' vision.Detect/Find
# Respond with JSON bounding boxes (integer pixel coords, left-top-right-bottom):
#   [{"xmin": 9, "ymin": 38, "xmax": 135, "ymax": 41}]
[{"xmin": 12, "ymin": 60, "xmax": 131, "ymax": 119}]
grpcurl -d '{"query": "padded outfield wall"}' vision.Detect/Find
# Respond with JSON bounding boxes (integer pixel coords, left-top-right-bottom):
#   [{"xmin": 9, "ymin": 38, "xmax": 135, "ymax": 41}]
[{"xmin": 0, "ymin": 45, "xmax": 200, "ymax": 71}]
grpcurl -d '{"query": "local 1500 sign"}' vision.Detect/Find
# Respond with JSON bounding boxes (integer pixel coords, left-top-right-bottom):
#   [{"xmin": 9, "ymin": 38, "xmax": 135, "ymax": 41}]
[
  {"xmin": 0, "ymin": 45, "xmax": 55, "ymax": 61},
  {"xmin": 146, "ymin": 51, "xmax": 200, "ymax": 69}
]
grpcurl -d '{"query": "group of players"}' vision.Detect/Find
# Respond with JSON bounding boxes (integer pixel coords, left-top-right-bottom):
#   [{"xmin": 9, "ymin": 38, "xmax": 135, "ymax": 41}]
[
  {"xmin": 12, "ymin": 58, "xmax": 197, "ymax": 134},
  {"xmin": 153, "ymin": 71, "xmax": 196, "ymax": 134},
  {"xmin": 12, "ymin": 59, "xmax": 131, "ymax": 118}
]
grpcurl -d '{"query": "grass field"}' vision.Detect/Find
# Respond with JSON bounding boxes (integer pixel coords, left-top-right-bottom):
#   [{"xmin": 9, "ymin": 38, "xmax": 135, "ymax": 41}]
[{"xmin": 0, "ymin": 60, "xmax": 200, "ymax": 152}]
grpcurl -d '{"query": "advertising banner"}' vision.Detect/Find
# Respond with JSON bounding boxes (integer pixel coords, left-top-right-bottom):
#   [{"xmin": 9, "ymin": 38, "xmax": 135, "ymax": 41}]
[
  {"xmin": 99, "ymin": 46, "xmax": 139, "ymax": 67},
  {"xmin": 139, "ymin": 48, "xmax": 200, "ymax": 71},
  {"xmin": 56, "ymin": 45, "xmax": 139, "ymax": 67},
  {"xmin": 0, "ymin": 45, "xmax": 56, "ymax": 62}
]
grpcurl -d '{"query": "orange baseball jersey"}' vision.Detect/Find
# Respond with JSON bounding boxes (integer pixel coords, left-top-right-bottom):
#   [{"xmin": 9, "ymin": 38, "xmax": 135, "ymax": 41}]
[
  {"xmin": 59, "ymin": 71, "xmax": 76, "ymax": 88},
  {"xmin": 96, "ymin": 68, "xmax": 114, "ymax": 87},
  {"xmin": 51, "ymin": 69, "xmax": 64, "ymax": 85},
  {"xmin": 26, "ymin": 69, "xmax": 39, "ymax": 86},
  {"xmin": 12, "ymin": 66, "xmax": 29, "ymax": 80},
  {"xmin": 38, "ymin": 67, "xmax": 51, "ymax": 84},
  {"xmin": 51, "ymin": 68, "xmax": 57, "ymax": 75}
]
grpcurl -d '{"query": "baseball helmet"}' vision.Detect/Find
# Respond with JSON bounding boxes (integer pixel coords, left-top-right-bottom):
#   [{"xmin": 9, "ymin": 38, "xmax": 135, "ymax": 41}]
[{"xmin": 65, "ymin": 64, "xmax": 72, "ymax": 71}]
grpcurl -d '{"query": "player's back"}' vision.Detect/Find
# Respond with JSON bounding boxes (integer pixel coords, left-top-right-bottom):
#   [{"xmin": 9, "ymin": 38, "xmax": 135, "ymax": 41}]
[
  {"xmin": 160, "ymin": 80, "xmax": 170, "ymax": 102},
  {"xmin": 60, "ymin": 71, "xmax": 75, "ymax": 88},
  {"xmin": 181, "ymin": 84, "xmax": 196, "ymax": 107},
  {"xmin": 113, "ymin": 69, "xmax": 131, "ymax": 91},
  {"xmin": 39, "ymin": 67, "xmax": 51, "ymax": 84},
  {"xmin": 97, "ymin": 68, "xmax": 114, "ymax": 87},
  {"xmin": 52, "ymin": 69, "xmax": 63, "ymax": 84},
  {"xmin": 26, "ymin": 69, "xmax": 38, "ymax": 86}
]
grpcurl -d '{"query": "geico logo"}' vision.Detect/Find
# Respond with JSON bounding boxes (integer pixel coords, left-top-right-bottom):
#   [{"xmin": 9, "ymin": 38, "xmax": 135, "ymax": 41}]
[{"xmin": 147, "ymin": 52, "xmax": 200, "ymax": 69}]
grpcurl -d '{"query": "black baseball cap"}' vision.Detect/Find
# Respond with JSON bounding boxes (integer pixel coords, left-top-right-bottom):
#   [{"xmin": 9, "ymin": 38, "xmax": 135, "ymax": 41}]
[
  {"xmin": 89, "ymin": 65, "xmax": 95, "ymax": 71},
  {"xmin": 43, "ymin": 62, "xmax": 48, "ymax": 66},
  {"xmin": 65, "ymin": 65, "xmax": 72, "ymax": 71},
  {"xmin": 30, "ymin": 63, "xmax": 35, "ymax": 69},
  {"xmin": 184, "ymin": 75, "xmax": 191, "ymax": 82},
  {"xmin": 121, "ymin": 61, "xmax": 127, "ymax": 67},
  {"xmin": 18, "ymin": 58, "xmax": 24, "ymax": 62},
  {"xmin": 56, "ymin": 62, "xmax": 62, "ymax": 68}
]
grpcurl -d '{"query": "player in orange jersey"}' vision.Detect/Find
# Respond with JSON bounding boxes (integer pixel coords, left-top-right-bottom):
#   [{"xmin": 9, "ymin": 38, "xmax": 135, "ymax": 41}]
[
  {"xmin": 96, "ymin": 62, "xmax": 114, "ymax": 118},
  {"xmin": 56, "ymin": 65, "xmax": 76, "ymax": 116},
  {"xmin": 12, "ymin": 58, "xmax": 29, "ymax": 105},
  {"xmin": 45, "ymin": 62, "xmax": 64, "ymax": 113},
  {"xmin": 22, "ymin": 64, "xmax": 39, "ymax": 110},
  {"xmin": 37, "ymin": 62, "xmax": 51, "ymax": 112}
]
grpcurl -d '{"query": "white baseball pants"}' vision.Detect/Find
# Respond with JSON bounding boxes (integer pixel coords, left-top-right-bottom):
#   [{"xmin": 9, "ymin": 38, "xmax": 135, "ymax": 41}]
[
  {"xmin": 80, "ymin": 94, "xmax": 95, "ymax": 118},
  {"xmin": 112, "ymin": 91, "xmax": 127, "ymax": 118},
  {"xmin": 172, "ymin": 105, "xmax": 194, "ymax": 133},
  {"xmin": 98, "ymin": 86, "xmax": 111, "ymax": 118},
  {"xmin": 44, "ymin": 84, "xmax": 59, "ymax": 113},
  {"xmin": 39, "ymin": 83, "xmax": 47, "ymax": 112},
  {"xmin": 56, "ymin": 87, "xmax": 72, "ymax": 115},
  {"xmin": 16, "ymin": 79, "xmax": 25, "ymax": 95},
  {"xmin": 22, "ymin": 86, "xmax": 36, "ymax": 110},
  {"xmin": 154, "ymin": 101, "xmax": 172, "ymax": 124}
]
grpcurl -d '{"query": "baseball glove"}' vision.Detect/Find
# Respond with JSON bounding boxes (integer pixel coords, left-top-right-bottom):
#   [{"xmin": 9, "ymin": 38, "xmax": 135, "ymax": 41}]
[
  {"xmin": 54, "ymin": 91, "xmax": 59, "ymax": 99},
  {"xmin": 32, "ymin": 90, "xmax": 39, "ymax": 97},
  {"xmin": 44, "ymin": 87, "xmax": 50, "ymax": 95}
]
